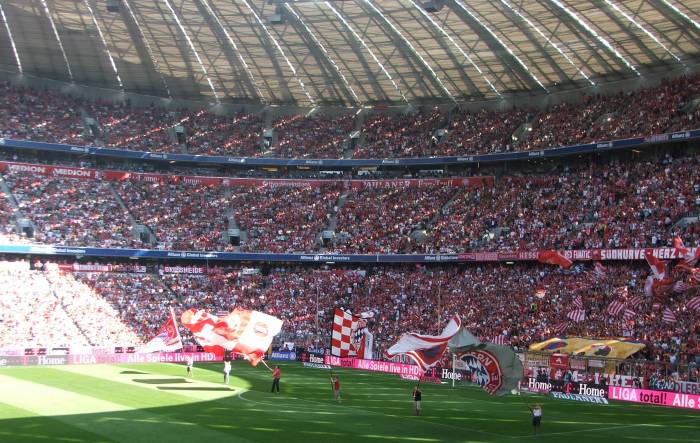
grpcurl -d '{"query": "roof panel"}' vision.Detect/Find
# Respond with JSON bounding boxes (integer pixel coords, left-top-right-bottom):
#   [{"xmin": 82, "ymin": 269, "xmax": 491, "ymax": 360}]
[{"xmin": 1, "ymin": 0, "xmax": 698, "ymax": 105}]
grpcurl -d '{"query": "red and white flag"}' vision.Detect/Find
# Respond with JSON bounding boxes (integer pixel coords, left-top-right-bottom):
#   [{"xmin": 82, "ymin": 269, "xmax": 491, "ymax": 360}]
[
  {"xmin": 627, "ymin": 295, "xmax": 643, "ymax": 309},
  {"xmin": 593, "ymin": 262, "xmax": 607, "ymax": 279},
  {"xmin": 673, "ymin": 281, "xmax": 691, "ymax": 293},
  {"xmin": 645, "ymin": 250, "xmax": 668, "ymax": 279},
  {"xmin": 607, "ymin": 300, "xmax": 625, "ymax": 316},
  {"xmin": 139, "ymin": 307, "xmax": 183, "ymax": 353},
  {"xmin": 214, "ymin": 308, "xmax": 284, "ymax": 365},
  {"xmin": 384, "ymin": 315, "xmax": 461, "ymax": 371},
  {"xmin": 622, "ymin": 309, "xmax": 636, "ymax": 322},
  {"xmin": 537, "ymin": 250, "xmax": 573, "ymax": 269},
  {"xmin": 573, "ymin": 296, "xmax": 584, "ymax": 310},
  {"xmin": 662, "ymin": 308, "xmax": 677, "ymax": 323},
  {"xmin": 491, "ymin": 335, "xmax": 510, "ymax": 346},
  {"xmin": 566, "ymin": 309, "xmax": 586, "ymax": 322},
  {"xmin": 553, "ymin": 323, "xmax": 568, "ymax": 334},
  {"xmin": 181, "ymin": 308, "xmax": 283, "ymax": 365},
  {"xmin": 331, "ymin": 308, "xmax": 374, "ymax": 359},
  {"xmin": 687, "ymin": 296, "xmax": 700, "ymax": 312},
  {"xmin": 674, "ymin": 237, "xmax": 699, "ymax": 266}
]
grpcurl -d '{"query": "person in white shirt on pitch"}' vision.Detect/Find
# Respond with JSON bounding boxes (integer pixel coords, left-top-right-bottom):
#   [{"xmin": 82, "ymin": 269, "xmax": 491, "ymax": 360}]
[
  {"xmin": 186, "ymin": 356, "xmax": 193, "ymax": 378},
  {"xmin": 528, "ymin": 404, "xmax": 542, "ymax": 435},
  {"xmin": 224, "ymin": 360, "xmax": 231, "ymax": 385}
]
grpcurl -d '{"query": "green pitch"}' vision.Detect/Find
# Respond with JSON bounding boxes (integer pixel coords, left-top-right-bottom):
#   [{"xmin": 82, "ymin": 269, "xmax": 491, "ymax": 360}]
[{"xmin": 0, "ymin": 362, "xmax": 697, "ymax": 442}]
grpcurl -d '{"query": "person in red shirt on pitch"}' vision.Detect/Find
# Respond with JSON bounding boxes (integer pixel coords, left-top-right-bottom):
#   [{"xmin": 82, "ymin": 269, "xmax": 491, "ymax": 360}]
[
  {"xmin": 270, "ymin": 366, "xmax": 281, "ymax": 393},
  {"xmin": 331, "ymin": 375, "xmax": 341, "ymax": 402}
]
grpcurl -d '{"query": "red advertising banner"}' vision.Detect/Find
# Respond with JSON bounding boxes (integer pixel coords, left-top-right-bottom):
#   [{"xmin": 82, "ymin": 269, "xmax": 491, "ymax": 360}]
[
  {"xmin": 160, "ymin": 265, "xmax": 207, "ymax": 274},
  {"xmin": 0, "ymin": 161, "xmax": 97, "ymax": 179},
  {"xmin": 0, "ymin": 161, "xmax": 492, "ymax": 189},
  {"xmin": 608, "ymin": 386, "xmax": 700, "ymax": 410},
  {"xmin": 549, "ymin": 353, "xmax": 569, "ymax": 381},
  {"xmin": 324, "ymin": 355, "xmax": 424, "ymax": 378},
  {"xmin": 56, "ymin": 263, "xmax": 147, "ymax": 273}
]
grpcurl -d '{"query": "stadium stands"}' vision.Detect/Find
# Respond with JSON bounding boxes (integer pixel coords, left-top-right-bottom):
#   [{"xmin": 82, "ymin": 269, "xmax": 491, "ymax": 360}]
[
  {"xmin": 0, "ymin": 152, "xmax": 696, "ymax": 253},
  {"xmin": 1, "ymin": 260, "xmax": 696, "ymax": 371},
  {"xmin": 2, "ymin": 74, "xmax": 700, "ymax": 159}
]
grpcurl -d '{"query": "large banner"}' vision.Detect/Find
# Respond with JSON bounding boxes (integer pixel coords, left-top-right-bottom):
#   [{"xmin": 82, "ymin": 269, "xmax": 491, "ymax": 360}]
[
  {"xmin": 529, "ymin": 337, "xmax": 646, "ymax": 360},
  {"xmin": 0, "ymin": 160, "xmax": 491, "ymax": 190},
  {"xmin": 608, "ymin": 386, "xmax": 700, "ymax": 410},
  {"xmin": 324, "ymin": 355, "xmax": 424, "ymax": 378},
  {"xmin": 0, "ymin": 351, "xmax": 221, "ymax": 367},
  {"xmin": 522, "ymin": 377, "xmax": 609, "ymax": 399},
  {"xmin": 56, "ymin": 263, "xmax": 147, "ymax": 273}
]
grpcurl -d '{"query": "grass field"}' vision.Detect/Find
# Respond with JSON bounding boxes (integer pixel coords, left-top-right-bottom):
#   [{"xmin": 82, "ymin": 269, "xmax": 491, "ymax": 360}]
[{"xmin": 0, "ymin": 361, "xmax": 698, "ymax": 442}]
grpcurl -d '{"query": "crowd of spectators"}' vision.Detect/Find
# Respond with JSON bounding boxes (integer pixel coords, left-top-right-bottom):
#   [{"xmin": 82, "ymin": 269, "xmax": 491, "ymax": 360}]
[
  {"xmin": 4, "ymin": 175, "xmax": 139, "ymax": 248},
  {"xmin": 332, "ymin": 186, "xmax": 455, "ymax": 253},
  {"xmin": 429, "ymin": 153, "xmax": 700, "ymax": 253},
  {"xmin": 0, "ymin": 149, "xmax": 697, "ymax": 253},
  {"xmin": 113, "ymin": 180, "xmax": 230, "ymax": 251},
  {"xmin": 3, "ymin": 74, "xmax": 700, "ymax": 159},
  {"xmin": 231, "ymin": 184, "xmax": 342, "ymax": 253},
  {"xmin": 0, "ymin": 261, "xmax": 142, "ymax": 348},
  {"xmin": 2, "ymin": 260, "xmax": 696, "ymax": 371},
  {"xmin": 273, "ymin": 114, "xmax": 355, "ymax": 158}
]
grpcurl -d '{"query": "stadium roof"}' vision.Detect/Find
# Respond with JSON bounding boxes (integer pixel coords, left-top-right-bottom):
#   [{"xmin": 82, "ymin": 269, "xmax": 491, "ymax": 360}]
[{"xmin": 0, "ymin": 0, "xmax": 698, "ymax": 106}]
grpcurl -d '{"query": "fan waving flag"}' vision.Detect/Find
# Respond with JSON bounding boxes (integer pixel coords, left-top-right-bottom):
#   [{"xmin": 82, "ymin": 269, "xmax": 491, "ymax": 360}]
[
  {"xmin": 181, "ymin": 308, "xmax": 283, "ymax": 365},
  {"xmin": 139, "ymin": 307, "xmax": 183, "ymax": 353},
  {"xmin": 384, "ymin": 315, "xmax": 461, "ymax": 371}
]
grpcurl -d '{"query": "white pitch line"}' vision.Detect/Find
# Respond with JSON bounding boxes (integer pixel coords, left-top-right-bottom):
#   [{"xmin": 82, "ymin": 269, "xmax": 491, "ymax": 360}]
[{"xmin": 516, "ymin": 416, "xmax": 700, "ymax": 438}]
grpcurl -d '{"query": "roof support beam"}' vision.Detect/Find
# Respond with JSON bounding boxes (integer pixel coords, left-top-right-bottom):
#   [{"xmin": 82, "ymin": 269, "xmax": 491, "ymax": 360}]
[
  {"xmin": 323, "ymin": 1, "xmax": 409, "ymax": 104},
  {"xmin": 121, "ymin": 0, "xmax": 171, "ymax": 97},
  {"xmin": 447, "ymin": 0, "xmax": 547, "ymax": 92},
  {"xmin": 0, "ymin": 2, "xmax": 22, "ymax": 74},
  {"xmin": 39, "ymin": 0, "xmax": 73, "ymax": 81},
  {"xmin": 284, "ymin": 4, "xmax": 361, "ymax": 106},
  {"xmin": 408, "ymin": 0, "xmax": 497, "ymax": 98},
  {"xmin": 597, "ymin": 1, "xmax": 663, "ymax": 66},
  {"xmin": 546, "ymin": 0, "xmax": 639, "ymax": 76},
  {"xmin": 241, "ymin": 0, "xmax": 315, "ymax": 106},
  {"xmin": 359, "ymin": 0, "xmax": 455, "ymax": 102},
  {"xmin": 193, "ymin": 0, "xmax": 265, "ymax": 103}
]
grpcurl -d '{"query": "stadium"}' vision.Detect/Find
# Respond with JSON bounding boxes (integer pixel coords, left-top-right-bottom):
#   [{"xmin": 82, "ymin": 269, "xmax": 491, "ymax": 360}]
[{"xmin": 0, "ymin": 0, "xmax": 699, "ymax": 441}]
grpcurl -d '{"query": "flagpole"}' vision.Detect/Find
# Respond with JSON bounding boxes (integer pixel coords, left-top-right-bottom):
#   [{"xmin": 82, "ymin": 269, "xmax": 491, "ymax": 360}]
[{"xmin": 452, "ymin": 353, "xmax": 456, "ymax": 389}]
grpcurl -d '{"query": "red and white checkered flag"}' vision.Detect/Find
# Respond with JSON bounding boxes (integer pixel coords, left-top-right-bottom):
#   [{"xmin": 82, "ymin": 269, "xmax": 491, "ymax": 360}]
[
  {"xmin": 331, "ymin": 308, "xmax": 358, "ymax": 357},
  {"xmin": 687, "ymin": 296, "xmax": 700, "ymax": 312},
  {"xmin": 662, "ymin": 308, "xmax": 677, "ymax": 323}
]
